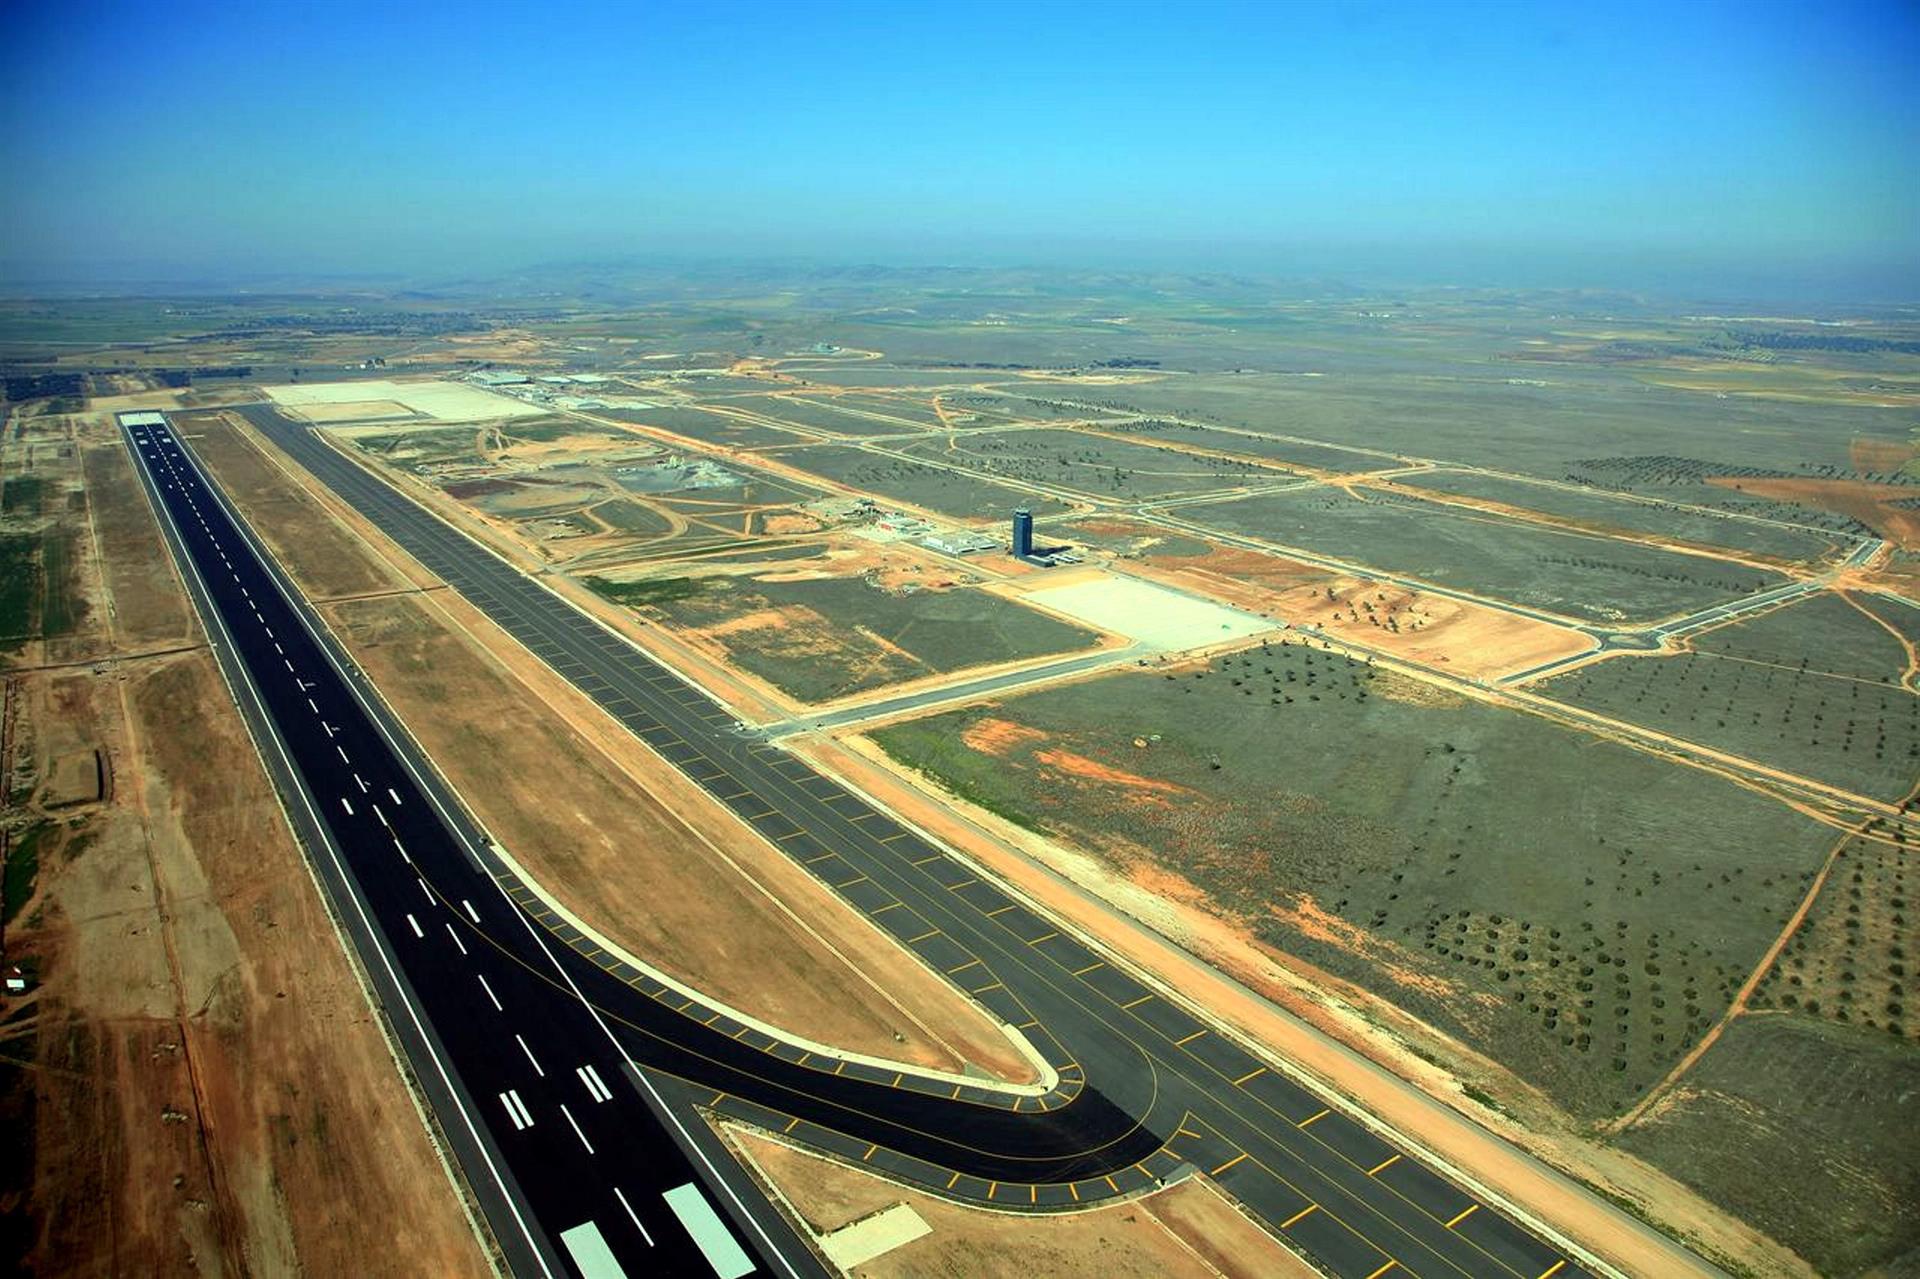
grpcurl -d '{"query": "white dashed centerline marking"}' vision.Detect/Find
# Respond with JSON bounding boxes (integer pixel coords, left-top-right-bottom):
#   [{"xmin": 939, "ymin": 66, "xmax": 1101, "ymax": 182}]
[
  {"xmin": 560, "ymin": 1104, "xmax": 594, "ymax": 1154},
  {"xmin": 336, "ymin": 745, "xmax": 350, "ymax": 763},
  {"xmin": 462, "ymin": 899, "xmax": 480, "ymax": 923},
  {"xmin": 393, "ymin": 835, "xmax": 411, "ymax": 865},
  {"xmin": 339, "ymin": 797, "xmax": 354, "ymax": 816},
  {"xmin": 516, "ymin": 1034, "xmax": 545, "ymax": 1077},
  {"xmin": 406, "ymin": 914, "xmax": 424, "ymax": 938},
  {"xmin": 613, "ymin": 1187, "xmax": 654, "ymax": 1246},
  {"xmin": 477, "ymin": 974, "xmax": 503, "ymax": 1010},
  {"xmin": 353, "ymin": 773, "xmax": 368, "ymax": 793},
  {"xmin": 388, "ymin": 788, "xmax": 402, "ymax": 806},
  {"xmin": 446, "ymin": 924, "xmax": 468, "ymax": 956},
  {"xmin": 417, "ymin": 877, "xmax": 433, "ymax": 904}
]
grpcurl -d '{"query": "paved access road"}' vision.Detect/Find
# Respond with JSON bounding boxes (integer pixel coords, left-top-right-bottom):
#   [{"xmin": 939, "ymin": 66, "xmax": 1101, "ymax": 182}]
[{"xmin": 219, "ymin": 403, "xmax": 1640, "ymax": 1279}]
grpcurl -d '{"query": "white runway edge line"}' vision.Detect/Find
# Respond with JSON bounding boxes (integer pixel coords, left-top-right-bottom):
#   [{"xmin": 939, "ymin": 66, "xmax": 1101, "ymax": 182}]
[
  {"xmin": 123, "ymin": 422, "xmax": 560, "ymax": 1279},
  {"xmin": 179, "ymin": 418, "xmax": 806, "ymax": 1279}
]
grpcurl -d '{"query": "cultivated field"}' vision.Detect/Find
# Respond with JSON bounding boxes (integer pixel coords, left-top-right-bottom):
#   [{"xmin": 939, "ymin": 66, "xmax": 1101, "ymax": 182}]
[
  {"xmin": 1540, "ymin": 597, "xmax": 1920, "ymax": 800},
  {"xmin": 1183, "ymin": 485, "xmax": 1786, "ymax": 623},
  {"xmin": 892, "ymin": 426, "xmax": 1287, "ymax": 500},
  {"xmin": 764, "ymin": 443, "xmax": 1074, "ymax": 521},
  {"xmin": 871, "ymin": 654, "xmax": 1836, "ymax": 1119}
]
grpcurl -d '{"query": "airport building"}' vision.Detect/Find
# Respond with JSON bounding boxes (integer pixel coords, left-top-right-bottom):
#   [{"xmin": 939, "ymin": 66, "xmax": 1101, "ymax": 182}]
[{"xmin": 1011, "ymin": 507, "xmax": 1034, "ymax": 558}]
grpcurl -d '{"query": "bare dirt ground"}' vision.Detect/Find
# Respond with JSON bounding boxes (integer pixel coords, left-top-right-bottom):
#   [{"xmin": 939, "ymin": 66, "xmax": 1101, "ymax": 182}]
[
  {"xmin": 2, "ymin": 419, "xmax": 487, "ymax": 1277},
  {"xmin": 1711, "ymin": 474, "xmax": 1920, "ymax": 549},
  {"xmin": 1135, "ymin": 546, "xmax": 1592, "ymax": 680},
  {"xmin": 728, "ymin": 1128, "xmax": 1315, "ymax": 1278},
  {"xmin": 205, "ymin": 413, "xmax": 1033, "ymax": 1081},
  {"xmin": 805, "ymin": 735, "xmax": 1812, "ymax": 1279}
]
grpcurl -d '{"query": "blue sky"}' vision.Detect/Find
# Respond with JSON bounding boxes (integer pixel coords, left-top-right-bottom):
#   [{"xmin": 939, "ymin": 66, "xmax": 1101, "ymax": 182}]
[{"xmin": 2, "ymin": 0, "xmax": 1915, "ymax": 295}]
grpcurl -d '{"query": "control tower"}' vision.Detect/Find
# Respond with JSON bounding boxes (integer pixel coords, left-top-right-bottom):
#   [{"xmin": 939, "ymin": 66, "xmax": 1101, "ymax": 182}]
[{"xmin": 1011, "ymin": 507, "xmax": 1034, "ymax": 558}]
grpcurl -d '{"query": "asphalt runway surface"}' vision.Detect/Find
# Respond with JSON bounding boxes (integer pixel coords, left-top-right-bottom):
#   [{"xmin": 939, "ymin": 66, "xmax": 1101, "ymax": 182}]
[{"xmin": 206, "ymin": 403, "xmax": 1612, "ymax": 1279}]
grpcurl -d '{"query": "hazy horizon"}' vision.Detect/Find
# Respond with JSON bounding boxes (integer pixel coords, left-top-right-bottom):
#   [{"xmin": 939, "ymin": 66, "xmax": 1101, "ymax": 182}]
[{"xmin": 4, "ymin": 0, "xmax": 1916, "ymax": 302}]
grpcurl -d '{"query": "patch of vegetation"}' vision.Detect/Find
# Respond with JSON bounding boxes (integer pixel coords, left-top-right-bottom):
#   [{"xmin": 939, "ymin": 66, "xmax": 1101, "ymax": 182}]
[
  {"xmin": 2, "ymin": 820, "xmax": 46, "ymax": 926},
  {"xmin": 582, "ymin": 575, "xmax": 704, "ymax": 606},
  {"xmin": 1616, "ymin": 1015, "xmax": 1920, "ymax": 1277},
  {"xmin": 1752, "ymin": 834, "xmax": 1914, "ymax": 1041},
  {"xmin": 1, "ymin": 475, "xmax": 45, "ymax": 516},
  {"xmin": 0, "ymin": 534, "xmax": 40, "ymax": 642}
]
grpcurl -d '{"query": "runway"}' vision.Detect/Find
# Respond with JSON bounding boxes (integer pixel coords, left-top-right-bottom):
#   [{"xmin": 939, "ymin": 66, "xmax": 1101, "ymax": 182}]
[{"xmin": 190, "ymin": 402, "xmax": 1623, "ymax": 1279}]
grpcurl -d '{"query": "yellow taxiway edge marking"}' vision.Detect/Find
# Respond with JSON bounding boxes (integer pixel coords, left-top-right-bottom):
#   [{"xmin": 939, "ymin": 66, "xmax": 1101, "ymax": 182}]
[
  {"xmin": 947, "ymin": 958, "xmax": 983, "ymax": 976},
  {"xmin": 835, "ymin": 874, "xmax": 869, "ymax": 889},
  {"xmin": 1104, "ymin": 1175, "xmax": 1120, "ymax": 1193},
  {"xmin": 972, "ymin": 981, "xmax": 1003, "ymax": 995},
  {"xmin": 1365, "ymin": 1263, "xmax": 1398, "ymax": 1279},
  {"xmin": 946, "ymin": 1171, "xmax": 961, "ymax": 1190},
  {"xmin": 1069, "ymin": 1182, "xmax": 1080, "ymax": 1202},
  {"xmin": 710, "ymin": 1091, "xmax": 726, "ymax": 1107},
  {"xmin": 1299, "ymin": 1108, "xmax": 1330, "ymax": 1127},
  {"xmin": 986, "ymin": 1182, "xmax": 997, "ymax": 1200},
  {"xmin": 1210, "ymin": 1152, "xmax": 1249, "ymax": 1176},
  {"xmin": 891, "ymin": 1073, "xmax": 902, "ymax": 1088},
  {"xmin": 1027, "ymin": 931, "xmax": 1057, "ymax": 945},
  {"xmin": 1121, "ymin": 993, "xmax": 1153, "ymax": 1009},
  {"xmin": 785, "ymin": 1116, "xmax": 801, "ymax": 1133},
  {"xmin": 1030, "ymin": 1184, "xmax": 1037, "ymax": 1204},
  {"xmin": 1174, "ymin": 1029, "xmax": 1207, "ymax": 1046},
  {"xmin": 1368, "ymin": 1154, "xmax": 1401, "ymax": 1176},
  {"xmin": 1072, "ymin": 961, "xmax": 1104, "ymax": 977},
  {"xmin": 1445, "ymin": 1203, "xmax": 1480, "ymax": 1229},
  {"xmin": 906, "ymin": 928, "xmax": 941, "ymax": 944},
  {"xmin": 946, "ymin": 878, "xmax": 977, "ymax": 891},
  {"xmin": 1536, "ymin": 1262, "xmax": 1566, "ymax": 1279},
  {"xmin": 880, "ymin": 832, "xmax": 910, "ymax": 843},
  {"xmin": 910, "ymin": 853, "xmax": 942, "ymax": 866},
  {"xmin": 1280, "ymin": 1203, "xmax": 1319, "ymax": 1230},
  {"xmin": 1232, "ymin": 1066, "xmax": 1267, "ymax": 1086},
  {"xmin": 870, "ymin": 901, "xmax": 903, "ymax": 914},
  {"xmin": 863, "ymin": 1144, "xmax": 877, "ymax": 1162},
  {"xmin": 802, "ymin": 851, "xmax": 837, "ymax": 864},
  {"xmin": 986, "ymin": 903, "xmax": 1017, "ymax": 917}
]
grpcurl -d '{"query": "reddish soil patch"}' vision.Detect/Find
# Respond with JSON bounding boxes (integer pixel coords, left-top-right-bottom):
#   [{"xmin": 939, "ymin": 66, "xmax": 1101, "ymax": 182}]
[
  {"xmin": 961, "ymin": 717, "xmax": 1048, "ymax": 755},
  {"xmin": 1850, "ymin": 437, "xmax": 1913, "ymax": 475},
  {"xmin": 1033, "ymin": 747, "xmax": 1196, "ymax": 796},
  {"xmin": 1709, "ymin": 475, "xmax": 1920, "ymax": 549}
]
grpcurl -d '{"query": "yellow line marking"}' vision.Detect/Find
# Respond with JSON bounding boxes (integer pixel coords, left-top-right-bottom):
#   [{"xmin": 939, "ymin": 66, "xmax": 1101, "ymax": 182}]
[
  {"xmin": 880, "ymin": 832, "xmax": 910, "ymax": 842},
  {"xmin": 1030, "ymin": 1184, "xmax": 1037, "ymax": 1204},
  {"xmin": 1232, "ymin": 1067, "xmax": 1267, "ymax": 1086},
  {"xmin": 719, "ymin": 790, "xmax": 752, "ymax": 801},
  {"xmin": 871, "ymin": 901, "xmax": 903, "ymax": 914},
  {"xmin": 802, "ymin": 851, "xmax": 837, "ymax": 864},
  {"xmin": 1174, "ymin": 1029, "xmax": 1207, "ymax": 1046},
  {"xmin": 775, "ymin": 829, "xmax": 808, "ymax": 842},
  {"xmin": 986, "ymin": 903, "xmax": 1017, "ymax": 917},
  {"xmin": 1176, "ymin": 1128, "xmax": 1203, "ymax": 1140},
  {"xmin": 703, "ymin": 1012, "xmax": 721, "ymax": 1026},
  {"xmin": 710, "ymin": 1092, "xmax": 726, "ymax": 1106},
  {"xmin": 952, "ymin": 1085, "xmax": 963, "ymax": 1099},
  {"xmin": 1072, "ymin": 961, "xmax": 1104, "ymax": 976},
  {"xmin": 733, "ymin": 1026, "xmax": 751, "ymax": 1040},
  {"xmin": 1211, "ymin": 1152, "xmax": 1249, "ymax": 1176},
  {"xmin": 1027, "ymin": 931, "xmax": 1057, "ymax": 945},
  {"xmin": 910, "ymin": 853, "xmax": 942, "ymax": 866},
  {"xmin": 1104, "ymin": 1175, "xmax": 1119, "ymax": 1193},
  {"xmin": 785, "ymin": 1116, "xmax": 800, "ymax": 1133},
  {"xmin": 1299, "ymin": 1108, "xmax": 1329, "ymax": 1127},
  {"xmin": 946, "ymin": 878, "xmax": 976, "ymax": 891},
  {"xmin": 947, "ymin": 958, "xmax": 983, "ymax": 976},
  {"xmin": 986, "ymin": 1181, "xmax": 997, "ymax": 1200},
  {"xmin": 743, "ymin": 809, "xmax": 776, "ymax": 820},
  {"xmin": 1365, "ymin": 1263, "xmax": 1398, "ymax": 1279},
  {"xmin": 891, "ymin": 1073, "xmax": 902, "ymax": 1088},
  {"xmin": 862, "ymin": 1144, "xmax": 876, "ymax": 1162},
  {"xmin": 1536, "ymin": 1264, "xmax": 1566, "ymax": 1279},
  {"xmin": 1445, "ymin": 1203, "xmax": 1480, "ymax": 1229},
  {"xmin": 1368, "ymin": 1154, "xmax": 1401, "ymax": 1176},
  {"xmin": 906, "ymin": 928, "xmax": 940, "ymax": 944},
  {"xmin": 1069, "ymin": 1182, "xmax": 1080, "ymax": 1202},
  {"xmin": 834, "ymin": 874, "xmax": 868, "ymax": 889},
  {"xmin": 1280, "ymin": 1203, "xmax": 1318, "ymax": 1229},
  {"xmin": 833, "ymin": 1061, "xmax": 845, "ymax": 1076},
  {"xmin": 798, "ymin": 1052, "xmax": 810, "ymax": 1066},
  {"xmin": 946, "ymin": 1171, "xmax": 961, "ymax": 1190},
  {"xmin": 1017, "ymin": 1019, "xmax": 1039, "ymax": 1030},
  {"xmin": 1120, "ymin": 993, "xmax": 1153, "ymax": 1009},
  {"xmin": 972, "ymin": 981, "xmax": 1003, "ymax": 995}
]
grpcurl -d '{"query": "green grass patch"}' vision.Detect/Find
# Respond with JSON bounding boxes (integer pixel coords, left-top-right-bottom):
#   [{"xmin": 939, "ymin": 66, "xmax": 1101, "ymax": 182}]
[
  {"xmin": 583, "ymin": 575, "xmax": 703, "ymax": 606},
  {"xmin": 1, "ymin": 476, "xmax": 45, "ymax": 516},
  {"xmin": 0, "ymin": 534, "xmax": 40, "ymax": 641}
]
